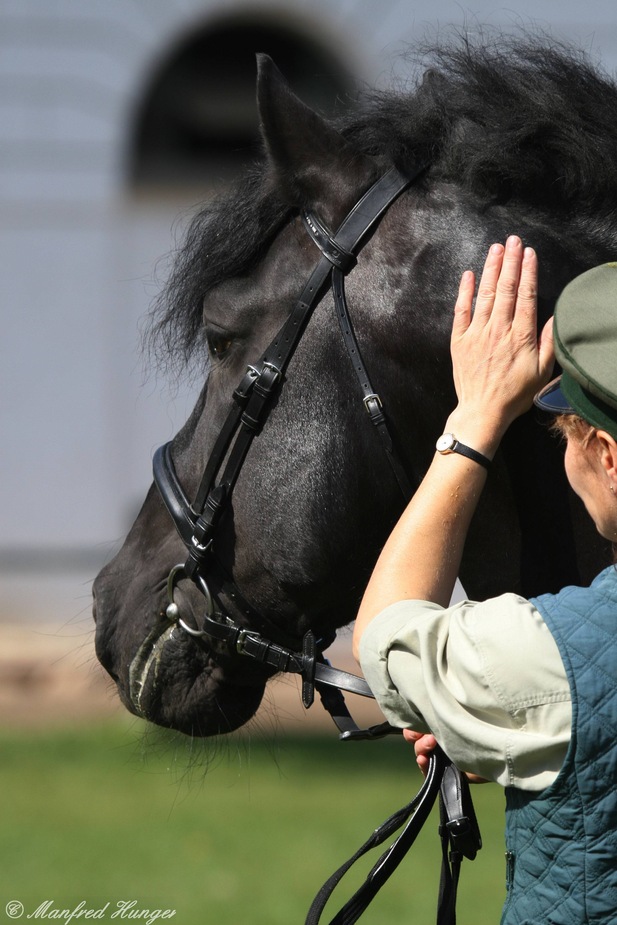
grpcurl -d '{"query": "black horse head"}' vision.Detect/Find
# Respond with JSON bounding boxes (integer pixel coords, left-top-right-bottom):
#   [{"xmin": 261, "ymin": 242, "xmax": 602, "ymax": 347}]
[{"xmin": 93, "ymin": 38, "xmax": 617, "ymax": 737}]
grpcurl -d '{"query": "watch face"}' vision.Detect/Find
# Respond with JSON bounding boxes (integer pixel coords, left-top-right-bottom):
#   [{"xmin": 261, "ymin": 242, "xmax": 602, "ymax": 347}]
[{"xmin": 436, "ymin": 432, "xmax": 455, "ymax": 453}]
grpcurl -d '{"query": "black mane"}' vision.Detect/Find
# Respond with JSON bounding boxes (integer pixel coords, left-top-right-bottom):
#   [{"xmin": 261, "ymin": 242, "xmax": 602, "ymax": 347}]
[
  {"xmin": 150, "ymin": 35, "xmax": 617, "ymax": 368},
  {"xmin": 347, "ymin": 37, "xmax": 617, "ymax": 214}
]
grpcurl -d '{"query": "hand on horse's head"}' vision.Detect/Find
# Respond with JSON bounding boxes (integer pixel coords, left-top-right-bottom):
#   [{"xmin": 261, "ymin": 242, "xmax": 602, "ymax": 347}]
[{"xmin": 446, "ymin": 235, "xmax": 555, "ymax": 462}]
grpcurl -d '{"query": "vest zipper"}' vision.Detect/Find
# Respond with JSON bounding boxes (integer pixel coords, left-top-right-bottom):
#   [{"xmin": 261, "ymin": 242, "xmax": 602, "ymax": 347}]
[
  {"xmin": 505, "ymin": 850, "xmax": 515, "ymax": 890},
  {"xmin": 500, "ymin": 851, "xmax": 516, "ymax": 923}
]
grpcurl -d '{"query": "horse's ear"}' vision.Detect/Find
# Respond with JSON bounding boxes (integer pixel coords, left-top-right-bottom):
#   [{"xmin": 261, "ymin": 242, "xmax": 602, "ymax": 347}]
[{"xmin": 256, "ymin": 54, "xmax": 376, "ymax": 227}]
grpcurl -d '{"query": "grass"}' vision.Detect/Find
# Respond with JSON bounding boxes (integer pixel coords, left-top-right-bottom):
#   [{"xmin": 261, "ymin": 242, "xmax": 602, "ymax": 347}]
[{"xmin": 0, "ymin": 720, "xmax": 506, "ymax": 924}]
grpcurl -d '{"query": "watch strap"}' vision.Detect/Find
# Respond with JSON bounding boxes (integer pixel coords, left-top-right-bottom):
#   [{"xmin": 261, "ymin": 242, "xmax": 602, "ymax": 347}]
[
  {"xmin": 451, "ymin": 440, "xmax": 491, "ymax": 470},
  {"xmin": 436, "ymin": 433, "xmax": 491, "ymax": 470}
]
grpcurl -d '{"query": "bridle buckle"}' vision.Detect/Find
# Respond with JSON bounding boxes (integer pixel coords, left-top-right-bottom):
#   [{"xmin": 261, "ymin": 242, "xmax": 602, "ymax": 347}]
[
  {"xmin": 190, "ymin": 535, "xmax": 212, "ymax": 554},
  {"xmin": 363, "ymin": 392, "xmax": 382, "ymax": 412},
  {"xmin": 262, "ymin": 360, "xmax": 281, "ymax": 380},
  {"xmin": 247, "ymin": 360, "xmax": 281, "ymax": 383},
  {"xmin": 235, "ymin": 626, "xmax": 259, "ymax": 654}
]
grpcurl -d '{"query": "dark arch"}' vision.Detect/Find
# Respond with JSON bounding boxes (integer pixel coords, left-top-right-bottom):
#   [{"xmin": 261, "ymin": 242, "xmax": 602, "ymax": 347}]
[{"xmin": 129, "ymin": 12, "xmax": 357, "ymax": 188}]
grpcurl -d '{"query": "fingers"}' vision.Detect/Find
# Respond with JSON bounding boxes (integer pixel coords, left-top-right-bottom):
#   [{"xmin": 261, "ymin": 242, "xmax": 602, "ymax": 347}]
[
  {"xmin": 508, "ymin": 245, "xmax": 538, "ymax": 338},
  {"xmin": 538, "ymin": 315, "xmax": 555, "ymax": 384},
  {"xmin": 516, "ymin": 246, "xmax": 538, "ymax": 314},
  {"xmin": 457, "ymin": 236, "xmax": 539, "ymax": 330},
  {"xmin": 403, "ymin": 729, "xmax": 426, "ymax": 744},
  {"xmin": 449, "ymin": 235, "xmax": 545, "ymax": 434},
  {"xmin": 403, "ymin": 729, "xmax": 438, "ymax": 759},
  {"xmin": 403, "ymin": 729, "xmax": 437, "ymax": 777},
  {"xmin": 472, "ymin": 236, "xmax": 537, "ymax": 320},
  {"xmin": 493, "ymin": 236, "xmax": 526, "ymax": 320},
  {"xmin": 451, "ymin": 269, "xmax": 476, "ymax": 339},
  {"xmin": 472, "ymin": 240, "xmax": 507, "ymax": 321},
  {"xmin": 414, "ymin": 735, "xmax": 438, "ymax": 775},
  {"xmin": 404, "ymin": 731, "xmax": 490, "ymax": 784}
]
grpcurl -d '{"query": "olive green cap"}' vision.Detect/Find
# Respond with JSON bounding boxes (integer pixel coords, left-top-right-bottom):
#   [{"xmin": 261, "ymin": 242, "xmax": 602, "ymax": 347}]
[{"xmin": 534, "ymin": 263, "xmax": 617, "ymax": 438}]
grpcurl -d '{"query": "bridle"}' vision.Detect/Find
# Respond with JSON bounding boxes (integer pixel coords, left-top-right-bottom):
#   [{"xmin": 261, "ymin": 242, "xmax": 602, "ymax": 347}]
[
  {"xmin": 152, "ymin": 163, "xmax": 420, "ymax": 735},
  {"xmin": 151, "ymin": 162, "xmax": 481, "ymax": 924}
]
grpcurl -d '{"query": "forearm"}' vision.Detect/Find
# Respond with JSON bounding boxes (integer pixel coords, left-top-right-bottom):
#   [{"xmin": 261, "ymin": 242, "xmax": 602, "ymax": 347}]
[{"xmin": 353, "ymin": 414, "xmax": 495, "ymax": 660}]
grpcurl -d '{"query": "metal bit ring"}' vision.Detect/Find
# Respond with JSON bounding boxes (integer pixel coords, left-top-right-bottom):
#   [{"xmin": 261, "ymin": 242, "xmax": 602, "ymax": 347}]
[{"xmin": 165, "ymin": 564, "xmax": 214, "ymax": 637}]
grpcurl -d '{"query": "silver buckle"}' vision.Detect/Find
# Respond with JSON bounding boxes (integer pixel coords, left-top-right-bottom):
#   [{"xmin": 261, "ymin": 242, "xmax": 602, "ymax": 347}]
[
  {"xmin": 363, "ymin": 393, "xmax": 382, "ymax": 413},
  {"xmin": 261, "ymin": 361, "xmax": 281, "ymax": 382},
  {"xmin": 190, "ymin": 535, "xmax": 212, "ymax": 555}
]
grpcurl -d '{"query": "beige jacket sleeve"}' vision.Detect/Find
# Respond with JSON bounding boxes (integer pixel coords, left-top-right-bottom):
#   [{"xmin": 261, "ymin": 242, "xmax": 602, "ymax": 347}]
[{"xmin": 358, "ymin": 594, "xmax": 571, "ymax": 791}]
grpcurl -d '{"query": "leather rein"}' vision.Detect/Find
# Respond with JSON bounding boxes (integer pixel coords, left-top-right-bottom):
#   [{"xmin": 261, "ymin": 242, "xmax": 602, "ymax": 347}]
[{"xmin": 151, "ymin": 164, "xmax": 481, "ymax": 924}]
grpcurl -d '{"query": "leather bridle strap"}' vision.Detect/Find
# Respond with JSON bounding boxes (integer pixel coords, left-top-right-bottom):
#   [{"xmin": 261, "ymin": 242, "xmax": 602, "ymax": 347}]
[
  {"xmin": 436, "ymin": 763, "xmax": 482, "ymax": 923},
  {"xmin": 305, "ymin": 748, "xmax": 446, "ymax": 925},
  {"xmin": 301, "ymin": 169, "xmax": 423, "ymax": 501},
  {"xmin": 201, "ymin": 609, "xmax": 401, "ymax": 738},
  {"xmin": 331, "ymin": 265, "xmax": 412, "ymax": 498},
  {"xmin": 176, "ymin": 166, "xmax": 416, "ymax": 573},
  {"xmin": 305, "ymin": 747, "xmax": 481, "ymax": 925}
]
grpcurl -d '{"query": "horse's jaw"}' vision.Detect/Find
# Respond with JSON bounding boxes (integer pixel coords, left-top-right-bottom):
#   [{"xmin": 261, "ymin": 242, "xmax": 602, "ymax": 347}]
[{"xmin": 92, "ymin": 559, "xmax": 268, "ymax": 738}]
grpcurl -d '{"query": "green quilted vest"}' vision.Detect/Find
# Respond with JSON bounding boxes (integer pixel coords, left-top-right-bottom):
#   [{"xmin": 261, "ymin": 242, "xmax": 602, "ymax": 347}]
[{"xmin": 502, "ymin": 566, "xmax": 617, "ymax": 924}]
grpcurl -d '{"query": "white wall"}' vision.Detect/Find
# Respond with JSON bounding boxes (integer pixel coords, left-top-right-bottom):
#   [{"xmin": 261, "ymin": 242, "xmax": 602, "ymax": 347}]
[{"xmin": 2, "ymin": 0, "xmax": 617, "ymax": 626}]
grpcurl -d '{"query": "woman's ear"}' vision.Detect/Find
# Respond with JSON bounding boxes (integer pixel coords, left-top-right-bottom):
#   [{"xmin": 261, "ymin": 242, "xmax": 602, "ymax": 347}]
[{"xmin": 596, "ymin": 430, "xmax": 617, "ymax": 491}]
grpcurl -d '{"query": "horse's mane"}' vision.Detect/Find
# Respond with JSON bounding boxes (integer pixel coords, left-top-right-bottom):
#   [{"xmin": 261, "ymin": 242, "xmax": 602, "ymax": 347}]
[
  {"xmin": 150, "ymin": 35, "xmax": 617, "ymax": 369},
  {"xmin": 348, "ymin": 37, "xmax": 617, "ymax": 214}
]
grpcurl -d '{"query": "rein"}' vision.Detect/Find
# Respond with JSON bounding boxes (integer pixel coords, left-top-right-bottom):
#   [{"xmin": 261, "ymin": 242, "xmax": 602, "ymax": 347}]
[{"xmin": 151, "ymin": 163, "xmax": 481, "ymax": 923}]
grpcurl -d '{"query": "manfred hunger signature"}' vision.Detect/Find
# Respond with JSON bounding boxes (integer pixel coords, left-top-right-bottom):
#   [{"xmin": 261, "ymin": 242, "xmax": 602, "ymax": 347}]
[{"xmin": 4, "ymin": 900, "xmax": 176, "ymax": 925}]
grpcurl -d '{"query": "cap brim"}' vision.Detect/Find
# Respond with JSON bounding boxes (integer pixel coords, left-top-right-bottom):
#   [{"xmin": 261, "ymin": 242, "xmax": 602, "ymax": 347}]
[{"xmin": 534, "ymin": 376, "xmax": 574, "ymax": 415}]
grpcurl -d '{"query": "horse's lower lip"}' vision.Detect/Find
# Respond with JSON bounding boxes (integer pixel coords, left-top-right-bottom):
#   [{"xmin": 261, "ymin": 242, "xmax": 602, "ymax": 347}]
[
  {"xmin": 124, "ymin": 620, "xmax": 267, "ymax": 736},
  {"xmin": 128, "ymin": 619, "xmax": 178, "ymax": 719}
]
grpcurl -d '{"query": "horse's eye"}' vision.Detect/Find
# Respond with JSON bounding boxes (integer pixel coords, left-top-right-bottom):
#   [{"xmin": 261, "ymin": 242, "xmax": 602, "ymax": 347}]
[{"xmin": 207, "ymin": 332, "xmax": 233, "ymax": 358}]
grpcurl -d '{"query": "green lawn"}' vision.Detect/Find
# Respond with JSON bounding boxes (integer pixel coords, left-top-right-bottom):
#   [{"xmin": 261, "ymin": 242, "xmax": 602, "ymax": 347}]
[{"xmin": 0, "ymin": 721, "xmax": 506, "ymax": 924}]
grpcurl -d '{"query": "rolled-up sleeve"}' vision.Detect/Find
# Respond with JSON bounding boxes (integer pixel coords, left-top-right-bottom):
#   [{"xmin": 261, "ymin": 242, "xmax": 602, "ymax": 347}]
[{"xmin": 359, "ymin": 595, "xmax": 571, "ymax": 791}]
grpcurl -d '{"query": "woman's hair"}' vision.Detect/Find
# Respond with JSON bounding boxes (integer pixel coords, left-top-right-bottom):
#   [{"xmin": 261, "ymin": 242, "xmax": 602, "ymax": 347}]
[{"xmin": 550, "ymin": 413, "xmax": 597, "ymax": 447}]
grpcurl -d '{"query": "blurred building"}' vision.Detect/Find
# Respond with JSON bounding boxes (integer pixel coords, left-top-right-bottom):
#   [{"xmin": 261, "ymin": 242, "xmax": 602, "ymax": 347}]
[{"xmin": 2, "ymin": 0, "xmax": 617, "ymax": 628}]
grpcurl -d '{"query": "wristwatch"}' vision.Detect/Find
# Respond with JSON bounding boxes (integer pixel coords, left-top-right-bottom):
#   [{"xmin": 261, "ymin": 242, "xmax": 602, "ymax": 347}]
[{"xmin": 435, "ymin": 433, "xmax": 491, "ymax": 470}]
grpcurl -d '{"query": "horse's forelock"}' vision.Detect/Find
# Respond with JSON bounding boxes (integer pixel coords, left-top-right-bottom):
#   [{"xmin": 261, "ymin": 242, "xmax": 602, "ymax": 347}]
[{"xmin": 146, "ymin": 167, "xmax": 292, "ymax": 375}]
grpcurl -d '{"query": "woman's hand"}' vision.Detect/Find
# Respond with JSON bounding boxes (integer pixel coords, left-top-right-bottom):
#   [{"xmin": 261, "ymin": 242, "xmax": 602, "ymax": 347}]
[
  {"xmin": 446, "ymin": 236, "xmax": 555, "ymax": 459},
  {"xmin": 403, "ymin": 730, "xmax": 489, "ymax": 784},
  {"xmin": 403, "ymin": 729, "xmax": 439, "ymax": 775}
]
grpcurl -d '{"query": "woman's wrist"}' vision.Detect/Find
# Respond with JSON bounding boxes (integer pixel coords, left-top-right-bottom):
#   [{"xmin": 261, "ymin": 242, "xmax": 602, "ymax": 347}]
[{"xmin": 441, "ymin": 408, "xmax": 508, "ymax": 462}]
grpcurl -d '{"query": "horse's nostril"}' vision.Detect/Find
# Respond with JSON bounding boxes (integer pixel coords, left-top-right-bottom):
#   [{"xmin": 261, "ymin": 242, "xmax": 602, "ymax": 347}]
[
  {"xmin": 92, "ymin": 582, "xmax": 101, "ymax": 624},
  {"xmin": 91, "ymin": 573, "xmax": 110, "ymax": 625}
]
